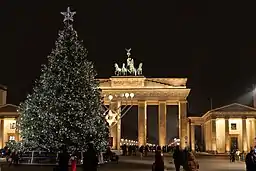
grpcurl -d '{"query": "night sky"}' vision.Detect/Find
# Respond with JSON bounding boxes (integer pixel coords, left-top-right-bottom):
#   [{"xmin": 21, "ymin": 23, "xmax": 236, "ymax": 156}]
[{"xmin": 1, "ymin": 1, "xmax": 256, "ymax": 142}]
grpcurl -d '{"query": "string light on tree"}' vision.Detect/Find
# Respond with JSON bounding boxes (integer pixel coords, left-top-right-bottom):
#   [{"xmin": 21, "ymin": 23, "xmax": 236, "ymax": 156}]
[{"xmin": 17, "ymin": 7, "xmax": 109, "ymax": 152}]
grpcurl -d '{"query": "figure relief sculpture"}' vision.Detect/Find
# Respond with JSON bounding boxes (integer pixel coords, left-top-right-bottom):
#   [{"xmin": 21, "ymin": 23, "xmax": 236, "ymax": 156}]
[
  {"xmin": 121, "ymin": 63, "xmax": 127, "ymax": 75},
  {"xmin": 114, "ymin": 63, "xmax": 121, "ymax": 76},
  {"xmin": 137, "ymin": 63, "xmax": 143, "ymax": 76}
]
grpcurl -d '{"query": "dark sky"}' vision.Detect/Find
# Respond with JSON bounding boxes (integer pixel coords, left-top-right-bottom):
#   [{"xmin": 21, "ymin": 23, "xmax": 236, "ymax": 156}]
[{"xmin": 1, "ymin": 1, "xmax": 256, "ymax": 141}]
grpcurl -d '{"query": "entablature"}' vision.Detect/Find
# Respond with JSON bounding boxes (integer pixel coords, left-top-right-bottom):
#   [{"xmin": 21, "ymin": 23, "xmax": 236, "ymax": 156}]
[
  {"xmin": 98, "ymin": 77, "xmax": 188, "ymax": 89},
  {"xmin": 101, "ymin": 88, "xmax": 190, "ymax": 105},
  {"xmin": 188, "ymin": 117, "xmax": 204, "ymax": 125},
  {"xmin": 203, "ymin": 112, "xmax": 256, "ymax": 122}
]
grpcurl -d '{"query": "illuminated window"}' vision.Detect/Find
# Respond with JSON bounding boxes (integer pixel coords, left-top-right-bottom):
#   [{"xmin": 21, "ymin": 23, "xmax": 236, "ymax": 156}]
[
  {"xmin": 231, "ymin": 123, "xmax": 237, "ymax": 130},
  {"xmin": 9, "ymin": 136, "xmax": 15, "ymax": 141},
  {"xmin": 10, "ymin": 123, "xmax": 16, "ymax": 129}
]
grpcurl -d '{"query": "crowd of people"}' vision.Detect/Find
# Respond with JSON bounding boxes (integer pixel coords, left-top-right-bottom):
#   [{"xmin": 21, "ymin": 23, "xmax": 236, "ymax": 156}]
[
  {"xmin": 4, "ymin": 142, "xmax": 256, "ymax": 171},
  {"xmin": 121, "ymin": 144, "xmax": 200, "ymax": 171},
  {"xmin": 57, "ymin": 143, "xmax": 99, "ymax": 171}
]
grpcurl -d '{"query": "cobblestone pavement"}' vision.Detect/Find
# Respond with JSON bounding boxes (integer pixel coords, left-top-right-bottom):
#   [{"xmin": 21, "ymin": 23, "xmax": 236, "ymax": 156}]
[{"xmin": 0, "ymin": 154, "xmax": 246, "ymax": 171}]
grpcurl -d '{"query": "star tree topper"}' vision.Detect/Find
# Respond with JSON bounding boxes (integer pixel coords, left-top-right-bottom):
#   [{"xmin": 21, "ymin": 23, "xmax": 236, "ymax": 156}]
[{"xmin": 61, "ymin": 7, "xmax": 76, "ymax": 22}]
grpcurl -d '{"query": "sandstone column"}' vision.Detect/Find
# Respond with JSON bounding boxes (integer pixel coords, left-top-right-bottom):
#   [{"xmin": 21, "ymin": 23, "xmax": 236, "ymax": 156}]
[
  {"xmin": 211, "ymin": 119, "xmax": 217, "ymax": 152},
  {"xmin": 116, "ymin": 101, "xmax": 121, "ymax": 150},
  {"xmin": 158, "ymin": 101, "xmax": 167, "ymax": 147},
  {"xmin": 0, "ymin": 120, "xmax": 4, "ymax": 148},
  {"xmin": 109, "ymin": 101, "xmax": 121, "ymax": 150},
  {"xmin": 179, "ymin": 101, "xmax": 188, "ymax": 149},
  {"xmin": 138, "ymin": 100, "xmax": 147, "ymax": 147},
  {"xmin": 242, "ymin": 117, "xmax": 248, "ymax": 152},
  {"xmin": 254, "ymin": 119, "xmax": 256, "ymax": 148},
  {"xmin": 249, "ymin": 120, "xmax": 253, "ymax": 149},
  {"xmin": 225, "ymin": 118, "xmax": 230, "ymax": 152},
  {"xmin": 191, "ymin": 124, "xmax": 195, "ymax": 151},
  {"xmin": 201, "ymin": 124, "xmax": 204, "ymax": 151},
  {"xmin": 187, "ymin": 120, "xmax": 190, "ymax": 148}
]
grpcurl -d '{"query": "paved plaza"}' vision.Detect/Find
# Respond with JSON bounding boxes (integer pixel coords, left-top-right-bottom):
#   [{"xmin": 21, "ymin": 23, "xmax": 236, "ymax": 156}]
[{"xmin": 0, "ymin": 155, "xmax": 246, "ymax": 171}]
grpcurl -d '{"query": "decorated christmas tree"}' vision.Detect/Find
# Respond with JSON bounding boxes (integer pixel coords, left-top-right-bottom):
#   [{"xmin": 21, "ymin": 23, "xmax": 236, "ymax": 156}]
[{"xmin": 17, "ymin": 7, "xmax": 109, "ymax": 152}]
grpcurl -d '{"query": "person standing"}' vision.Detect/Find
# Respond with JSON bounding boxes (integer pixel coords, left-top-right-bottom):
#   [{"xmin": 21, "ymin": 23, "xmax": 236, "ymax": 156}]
[
  {"xmin": 173, "ymin": 146, "xmax": 182, "ymax": 171},
  {"xmin": 245, "ymin": 150, "xmax": 256, "ymax": 171},
  {"xmin": 152, "ymin": 152, "xmax": 165, "ymax": 171},
  {"xmin": 83, "ymin": 143, "xmax": 98, "ymax": 171},
  {"xmin": 139, "ymin": 146, "xmax": 144, "ymax": 160},
  {"xmin": 58, "ymin": 146, "xmax": 70, "ymax": 171},
  {"xmin": 70, "ymin": 152, "xmax": 77, "ymax": 171}
]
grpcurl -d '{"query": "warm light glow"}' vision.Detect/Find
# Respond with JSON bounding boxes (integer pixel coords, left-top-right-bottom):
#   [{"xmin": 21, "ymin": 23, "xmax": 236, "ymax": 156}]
[
  {"xmin": 108, "ymin": 95, "xmax": 113, "ymax": 101},
  {"xmin": 216, "ymin": 118, "xmax": 225, "ymax": 153},
  {"xmin": 125, "ymin": 93, "xmax": 129, "ymax": 98},
  {"xmin": 130, "ymin": 93, "xmax": 134, "ymax": 98}
]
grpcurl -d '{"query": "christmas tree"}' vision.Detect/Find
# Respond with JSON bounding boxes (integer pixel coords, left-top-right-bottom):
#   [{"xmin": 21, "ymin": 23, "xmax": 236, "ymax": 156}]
[{"xmin": 17, "ymin": 7, "xmax": 109, "ymax": 152}]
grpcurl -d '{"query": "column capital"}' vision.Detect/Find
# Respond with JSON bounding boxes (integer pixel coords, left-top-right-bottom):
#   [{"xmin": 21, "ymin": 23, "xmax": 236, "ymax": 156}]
[
  {"xmin": 179, "ymin": 100, "xmax": 187, "ymax": 104},
  {"xmin": 138, "ymin": 100, "xmax": 147, "ymax": 104},
  {"xmin": 158, "ymin": 100, "xmax": 167, "ymax": 104}
]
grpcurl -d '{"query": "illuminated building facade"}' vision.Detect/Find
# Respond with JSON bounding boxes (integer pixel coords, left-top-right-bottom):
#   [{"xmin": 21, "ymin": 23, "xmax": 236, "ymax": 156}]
[
  {"xmin": 189, "ymin": 103, "xmax": 256, "ymax": 153},
  {"xmin": 0, "ymin": 85, "xmax": 19, "ymax": 148}
]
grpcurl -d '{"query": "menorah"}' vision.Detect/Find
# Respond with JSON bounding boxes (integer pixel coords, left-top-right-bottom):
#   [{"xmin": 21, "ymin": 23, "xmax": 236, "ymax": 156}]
[{"xmin": 103, "ymin": 92, "xmax": 135, "ymax": 127}]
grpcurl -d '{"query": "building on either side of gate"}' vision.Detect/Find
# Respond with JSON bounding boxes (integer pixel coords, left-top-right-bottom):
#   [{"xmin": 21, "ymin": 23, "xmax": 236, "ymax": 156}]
[{"xmin": 188, "ymin": 103, "xmax": 256, "ymax": 153}]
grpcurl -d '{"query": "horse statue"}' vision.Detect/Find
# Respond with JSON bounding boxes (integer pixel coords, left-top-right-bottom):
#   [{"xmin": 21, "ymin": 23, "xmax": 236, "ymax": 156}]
[
  {"xmin": 129, "ymin": 64, "xmax": 137, "ymax": 76},
  {"xmin": 121, "ymin": 63, "xmax": 127, "ymax": 75},
  {"xmin": 137, "ymin": 63, "xmax": 143, "ymax": 75},
  {"xmin": 114, "ymin": 63, "xmax": 121, "ymax": 76}
]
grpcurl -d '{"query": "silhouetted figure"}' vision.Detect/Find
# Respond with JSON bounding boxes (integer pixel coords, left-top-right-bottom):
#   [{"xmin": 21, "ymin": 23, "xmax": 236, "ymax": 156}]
[
  {"xmin": 83, "ymin": 143, "xmax": 98, "ymax": 171},
  {"xmin": 245, "ymin": 150, "xmax": 256, "ymax": 171},
  {"xmin": 58, "ymin": 147, "xmax": 70, "ymax": 171},
  {"xmin": 123, "ymin": 144, "xmax": 127, "ymax": 156},
  {"xmin": 128, "ymin": 146, "xmax": 132, "ymax": 156},
  {"xmin": 230, "ymin": 150, "xmax": 236, "ymax": 162},
  {"xmin": 182, "ymin": 148, "xmax": 189, "ymax": 171},
  {"xmin": 152, "ymin": 152, "xmax": 165, "ymax": 171},
  {"xmin": 173, "ymin": 146, "xmax": 182, "ymax": 171},
  {"xmin": 139, "ymin": 146, "xmax": 144, "ymax": 159},
  {"xmin": 145, "ymin": 145, "xmax": 149, "ymax": 157},
  {"xmin": 9, "ymin": 151, "xmax": 19, "ymax": 167}
]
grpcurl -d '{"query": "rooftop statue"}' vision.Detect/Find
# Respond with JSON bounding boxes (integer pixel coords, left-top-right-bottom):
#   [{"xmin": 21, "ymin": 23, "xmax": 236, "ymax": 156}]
[{"xmin": 114, "ymin": 48, "xmax": 143, "ymax": 76}]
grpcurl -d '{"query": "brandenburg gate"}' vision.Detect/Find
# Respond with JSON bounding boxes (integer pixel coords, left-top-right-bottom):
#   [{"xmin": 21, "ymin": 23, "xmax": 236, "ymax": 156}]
[{"xmin": 99, "ymin": 49, "xmax": 190, "ymax": 150}]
